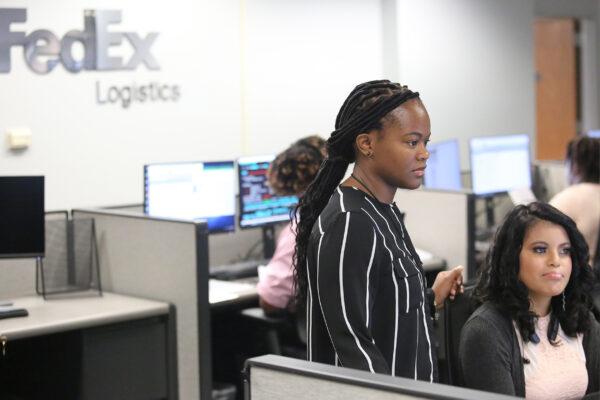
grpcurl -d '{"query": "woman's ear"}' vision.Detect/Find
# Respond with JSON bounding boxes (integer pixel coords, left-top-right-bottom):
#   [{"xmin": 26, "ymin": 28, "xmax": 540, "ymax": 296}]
[{"xmin": 355, "ymin": 132, "xmax": 376, "ymax": 159}]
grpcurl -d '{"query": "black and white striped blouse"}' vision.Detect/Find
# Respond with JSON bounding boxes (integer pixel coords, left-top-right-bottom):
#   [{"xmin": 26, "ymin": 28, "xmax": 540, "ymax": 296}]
[{"xmin": 305, "ymin": 185, "xmax": 438, "ymax": 381}]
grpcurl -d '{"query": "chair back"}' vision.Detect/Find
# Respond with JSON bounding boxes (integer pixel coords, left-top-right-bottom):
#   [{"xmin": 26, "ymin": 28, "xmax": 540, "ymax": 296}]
[{"xmin": 443, "ymin": 284, "xmax": 477, "ymax": 385}]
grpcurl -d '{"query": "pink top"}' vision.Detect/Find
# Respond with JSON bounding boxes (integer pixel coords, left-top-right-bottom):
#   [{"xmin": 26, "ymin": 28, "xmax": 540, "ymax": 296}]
[
  {"xmin": 256, "ymin": 222, "xmax": 296, "ymax": 309},
  {"xmin": 517, "ymin": 314, "xmax": 588, "ymax": 400}
]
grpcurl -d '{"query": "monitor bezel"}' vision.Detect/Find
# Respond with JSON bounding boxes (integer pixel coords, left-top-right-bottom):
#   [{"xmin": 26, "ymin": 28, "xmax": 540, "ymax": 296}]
[
  {"xmin": 143, "ymin": 160, "xmax": 236, "ymax": 233},
  {"xmin": 469, "ymin": 133, "xmax": 532, "ymax": 197},
  {"xmin": 236, "ymin": 155, "xmax": 296, "ymax": 230},
  {"xmin": 0, "ymin": 175, "xmax": 45, "ymax": 259}
]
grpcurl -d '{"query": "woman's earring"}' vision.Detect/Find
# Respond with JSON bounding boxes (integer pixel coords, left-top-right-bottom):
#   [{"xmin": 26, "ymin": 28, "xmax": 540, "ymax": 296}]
[{"xmin": 562, "ymin": 292, "xmax": 566, "ymax": 312}]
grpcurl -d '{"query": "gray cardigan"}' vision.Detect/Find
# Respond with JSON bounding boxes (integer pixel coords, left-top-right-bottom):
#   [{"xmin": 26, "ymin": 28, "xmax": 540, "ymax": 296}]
[{"xmin": 458, "ymin": 302, "xmax": 600, "ymax": 398}]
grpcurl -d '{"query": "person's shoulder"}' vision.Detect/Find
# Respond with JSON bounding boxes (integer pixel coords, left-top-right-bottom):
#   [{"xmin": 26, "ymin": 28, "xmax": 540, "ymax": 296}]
[
  {"xmin": 551, "ymin": 183, "xmax": 600, "ymax": 205},
  {"xmin": 335, "ymin": 185, "xmax": 374, "ymax": 213},
  {"xmin": 464, "ymin": 302, "xmax": 511, "ymax": 335}
]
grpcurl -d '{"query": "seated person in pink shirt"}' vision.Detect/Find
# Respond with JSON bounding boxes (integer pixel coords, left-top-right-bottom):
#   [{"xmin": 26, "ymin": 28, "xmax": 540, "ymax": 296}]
[{"xmin": 257, "ymin": 136, "xmax": 326, "ymax": 315}]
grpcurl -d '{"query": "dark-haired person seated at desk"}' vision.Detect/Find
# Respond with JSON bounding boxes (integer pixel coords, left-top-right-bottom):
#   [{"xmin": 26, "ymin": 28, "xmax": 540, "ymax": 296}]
[
  {"xmin": 459, "ymin": 203, "xmax": 600, "ymax": 399},
  {"xmin": 257, "ymin": 135, "xmax": 326, "ymax": 314}
]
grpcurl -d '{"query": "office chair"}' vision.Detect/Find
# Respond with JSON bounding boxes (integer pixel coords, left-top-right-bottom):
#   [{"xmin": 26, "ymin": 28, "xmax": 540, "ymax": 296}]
[
  {"xmin": 441, "ymin": 284, "xmax": 477, "ymax": 386},
  {"xmin": 238, "ymin": 307, "xmax": 305, "ymax": 358}
]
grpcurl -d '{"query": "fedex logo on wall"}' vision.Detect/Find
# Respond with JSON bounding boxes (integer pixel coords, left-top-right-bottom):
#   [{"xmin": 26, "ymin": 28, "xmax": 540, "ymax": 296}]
[{"xmin": 0, "ymin": 8, "xmax": 159, "ymax": 74}]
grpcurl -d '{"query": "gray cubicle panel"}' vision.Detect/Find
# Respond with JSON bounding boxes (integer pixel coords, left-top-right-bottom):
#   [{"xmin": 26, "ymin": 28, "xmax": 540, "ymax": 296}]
[
  {"xmin": 71, "ymin": 208, "xmax": 211, "ymax": 400},
  {"xmin": 99, "ymin": 203, "xmax": 266, "ymax": 267},
  {"xmin": 393, "ymin": 188, "xmax": 476, "ymax": 281},
  {"xmin": 245, "ymin": 355, "xmax": 518, "ymax": 400}
]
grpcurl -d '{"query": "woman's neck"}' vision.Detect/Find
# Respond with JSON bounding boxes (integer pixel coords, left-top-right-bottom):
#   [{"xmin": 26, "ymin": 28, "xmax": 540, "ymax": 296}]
[
  {"xmin": 343, "ymin": 166, "xmax": 396, "ymax": 204},
  {"xmin": 529, "ymin": 294, "xmax": 552, "ymax": 317}
]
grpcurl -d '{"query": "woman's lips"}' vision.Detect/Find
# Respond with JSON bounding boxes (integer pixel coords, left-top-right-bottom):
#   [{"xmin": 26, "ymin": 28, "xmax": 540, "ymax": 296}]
[{"xmin": 543, "ymin": 272, "xmax": 564, "ymax": 280}]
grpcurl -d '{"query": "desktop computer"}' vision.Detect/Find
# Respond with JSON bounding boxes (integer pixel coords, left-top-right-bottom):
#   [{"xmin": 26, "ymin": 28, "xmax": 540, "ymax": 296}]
[
  {"xmin": 469, "ymin": 134, "xmax": 532, "ymax": 196},
  {"xmin": 238, "ymin": 155, "xmax": 298, "ymax": 229},
  {"xmin": 144, "ymin": 160, "xmax": 236, "ymax": 233},
  {"xmin": 0, "ymin": 176, "xmax": 44, "ymax": 319},
  {"xmin": 424, "ymin": 139, "xmax": 462, "ymax": 191}
]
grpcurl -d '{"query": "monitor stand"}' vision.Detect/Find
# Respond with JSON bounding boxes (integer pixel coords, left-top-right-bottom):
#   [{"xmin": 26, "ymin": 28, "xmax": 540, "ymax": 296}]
[{"xmin": 262, "ymin": 225, "xmax": 276, "ymax": 260}]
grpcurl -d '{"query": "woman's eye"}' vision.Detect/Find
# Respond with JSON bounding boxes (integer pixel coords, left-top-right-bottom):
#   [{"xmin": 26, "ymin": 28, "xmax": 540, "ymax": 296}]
[
  {"xmin": 408, "ymin": 141, "xmax": 418, "ymax": 147},
  {"xmin": 560, "ymin": 247, "xmax": 571, "ymax": 255},
  {"xmin": 533, "ymin": 246, "xmax": 546, "ymax": 254}
]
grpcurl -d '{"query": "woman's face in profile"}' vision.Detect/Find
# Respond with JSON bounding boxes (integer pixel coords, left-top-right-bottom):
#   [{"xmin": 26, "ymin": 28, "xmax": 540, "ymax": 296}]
[{"xmin": 518, "ymin": 220, "xmax": 572, "ymax": 302}]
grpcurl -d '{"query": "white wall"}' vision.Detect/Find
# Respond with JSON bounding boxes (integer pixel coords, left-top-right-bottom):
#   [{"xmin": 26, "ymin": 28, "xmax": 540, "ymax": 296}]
[
  {"xmin": 242, "ymin": 0, "xmax": 384, "ymax": 155},
  {"xmin": 0, "ymin": 0, "xmax": 384, "ymax": 211},
  {"xmin": 0, "ymin": 0, "xmax": 242, "ymax": 210},
  {"xmin": 393, "ymin": 0, "xmax": 536, "ymax": 169}
]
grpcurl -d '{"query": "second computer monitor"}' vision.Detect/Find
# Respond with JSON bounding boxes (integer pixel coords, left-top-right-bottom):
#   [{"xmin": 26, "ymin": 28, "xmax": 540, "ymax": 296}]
[
  {"xmin": 238, "ymin": 155, "xmax": 298, "ymax": 228},
  {"xmin": 424, "ymin": 139, "xmax": 462, "ymax": 191},
  {"xmin": 144, "ymin": 160, "xmax": 236, "ymax": 233},
  {"xmin": 469, "ymin": 134, "xmax": 532, "ymax": 196}
]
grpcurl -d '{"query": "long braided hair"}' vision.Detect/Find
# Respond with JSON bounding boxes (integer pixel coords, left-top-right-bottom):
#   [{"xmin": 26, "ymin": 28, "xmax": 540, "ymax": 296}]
[{"xmin": 292, "ymin": 80, "xmax": 420, "ymax": 309}]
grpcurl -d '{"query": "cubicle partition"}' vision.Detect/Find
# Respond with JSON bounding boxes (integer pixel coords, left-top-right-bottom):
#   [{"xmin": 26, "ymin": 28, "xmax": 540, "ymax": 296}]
[
  {"xmin": 244, "ymin": 355, "xmax": 517, "ymax": 400},
  {"xmin": 394, "ymin": 188, "xmax": 476, "ymax": 280},
  {"xmin": 72, "ymin": 208, "xmax": 211, "ymax": 400}
]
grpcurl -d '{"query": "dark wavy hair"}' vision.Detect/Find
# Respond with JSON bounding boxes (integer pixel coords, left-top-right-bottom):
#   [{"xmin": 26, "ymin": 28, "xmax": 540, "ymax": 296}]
[
  {"xmin": 566, "ymin": 135, "xmax": 599, "ymax": 183},
  {"xmin": 474, "ymin": 202, "xmax": 595, "ymax": 343},
  {"xmin": 267, "ymin": 135, "xmax": 326, "ymax": 196},
  {"xmin": 292, "ymin": 80, "xmax": 420, "ymax": 309}
]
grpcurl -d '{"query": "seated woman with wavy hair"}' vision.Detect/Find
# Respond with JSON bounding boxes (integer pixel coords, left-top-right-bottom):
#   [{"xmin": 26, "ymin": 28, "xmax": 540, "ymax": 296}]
[{"xmin": 459, "ymin": 202, "xmax": 600, "ymax": 399}]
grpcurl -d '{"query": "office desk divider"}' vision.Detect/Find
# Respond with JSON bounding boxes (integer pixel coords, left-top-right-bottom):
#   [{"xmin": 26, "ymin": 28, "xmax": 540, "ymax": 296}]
[
  {"xmin": 394, "ymin": 188, "xmax": 476, "ymax": 281},
  {"xmin": 72, "ymin": 207, "xmax": 212, "ymax": 400},
  {"xmin": 244, "ymin": 355, "xmax": 518, "ymax": 400}
]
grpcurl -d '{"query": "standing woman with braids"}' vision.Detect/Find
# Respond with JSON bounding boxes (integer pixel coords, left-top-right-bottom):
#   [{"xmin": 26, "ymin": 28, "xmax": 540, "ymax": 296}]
[{"xmin": 293, "ymin": 80, "xmax": 464, "ymax": 380}]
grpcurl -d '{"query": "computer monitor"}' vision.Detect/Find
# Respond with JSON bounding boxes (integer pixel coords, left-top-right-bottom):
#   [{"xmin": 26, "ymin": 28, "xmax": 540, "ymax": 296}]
[
  {"xmin": 0, "ymin": 176, "xmax": 45, "ymax": 258},
  {"xmin": 144, "ymin": 161, "xmax": 236, "ymax": 233},
  {"xmin": 587, "ymin": 129, "xmax": 600, "ymax": 138},
  {"xmin": 424, "ymin": 139, "xmax": 462, "ymax": 191},
  {"xmin": 237, "ymin": 155, "xmax": 298, "ymax": 229},
  {"xmin": 469, "ymin": 134, "xmax": 532, "ymax": 196}
]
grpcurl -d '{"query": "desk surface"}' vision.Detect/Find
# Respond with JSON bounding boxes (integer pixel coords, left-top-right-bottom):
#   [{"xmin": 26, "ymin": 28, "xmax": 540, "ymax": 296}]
[
  {"xmin": 210, "ymin": 278, "xmax": 258, "ymax": 306},
  {"xmin": 0, "ymin": 292, "xmax": 169, "ymax": 340}
]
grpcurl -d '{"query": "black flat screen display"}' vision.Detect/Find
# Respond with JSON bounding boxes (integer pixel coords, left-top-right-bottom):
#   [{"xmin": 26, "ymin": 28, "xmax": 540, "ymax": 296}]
[{"xmin": 0, "ymin": 176, "xmax": 45, "ymax": 258}]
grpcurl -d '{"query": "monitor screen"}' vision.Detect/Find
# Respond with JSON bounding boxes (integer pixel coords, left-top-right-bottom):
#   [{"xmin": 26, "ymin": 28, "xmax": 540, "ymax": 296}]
[
  {"xmin": 0, "ymin": 176, "xmax": 45, "ymax": 258},
  {"xmin": 424, "ymin": 139, "xmax": 462, "ymax": 190},
  {"xmin": 238, "ymin": 155, "xmax": 298, "ymax": 228},
  {"xmin": 144, "ymin": 161, "xmax": 236, "ymax": 233},
  {"xmin": 587, "ymin": 129, "xmax": 600, "ymax": 138},
  {"xmin": 469, "ymin": 134, "xmax": 532, "ymax": 196}
]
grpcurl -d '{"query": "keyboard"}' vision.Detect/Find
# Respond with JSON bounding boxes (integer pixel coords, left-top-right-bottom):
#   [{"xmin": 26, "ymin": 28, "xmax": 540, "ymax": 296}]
[{"xmin": 209, "ymin": 259, "xmax": 268, "ymax": 281}]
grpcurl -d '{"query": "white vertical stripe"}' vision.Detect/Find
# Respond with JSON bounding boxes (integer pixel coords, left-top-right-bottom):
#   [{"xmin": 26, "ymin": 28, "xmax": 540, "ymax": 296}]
[
  {"xmin": 414, "ymin": 308, "xmax": 419, "ymax": 379},
  {"xmin": 421, "ymin": 300, "xmax": 434, "ymax": 382},
  {"xmin": 361, "ymin": 208, "xmax": 400, "ymax": 375},
  {"xmin": 339, "ymin": 212, "xmax": 374, "ymax": 372},
  {"xmin": 416, "ymin": 272, "xmax": 434, "ymax": 382},
  {"xmin": 365, "ymin": 230, "xmax": 377, "ymax": 328},
  {"xmin": 306, "ymin": 260, "xmax": 313, "ymax": 361},
  {"xmin": 318, "ymin": 215, "xmax": 323, "ymax": 235},
  {"xmin": 315, "ymin": 228, "xmax": 341, "ymax": 365},
  {"xmin": 336, "ymin": 187, "xmax": 346, "ymax": 212},
  {"xmin": 335, "ymin": 354, "xmax": 339, "ymax": 366},
  {"xmin": 365, "ymin": 198, "xmax": 404, "ymax": 255},
  {"xmin": 389, "ymin": 206, "xmax": 420, "ymax": 272}
]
